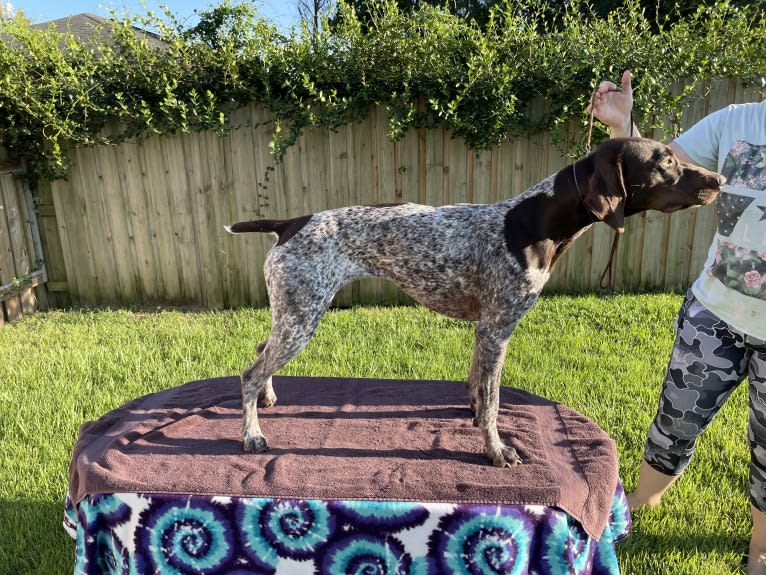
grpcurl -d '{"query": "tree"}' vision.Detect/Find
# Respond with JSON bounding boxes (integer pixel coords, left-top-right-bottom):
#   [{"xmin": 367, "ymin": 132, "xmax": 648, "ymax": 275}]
[
  {"xmin": 298, "ymin": 0, "xmax": 334, "ymax": 44},
  {"xmin": 184, "ymin": 0, "xmax": 262, "ymax": 51},
  {"xmin": 337, "ymin": 0, "xmax": 766, "ymax": 32},
  {"xmin": 581, "ymin": 0, "xmax": 766, "ymax": 23},
  {"xmin": 336, "ymin": 0, "xmax": 497, "ymax": 29}
]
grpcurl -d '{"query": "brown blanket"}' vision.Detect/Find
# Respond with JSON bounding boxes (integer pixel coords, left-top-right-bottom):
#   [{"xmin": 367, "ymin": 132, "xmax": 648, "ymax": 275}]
[{"xmin": 68, "ymin": 376, "xmax": 619, "ymax": 540}]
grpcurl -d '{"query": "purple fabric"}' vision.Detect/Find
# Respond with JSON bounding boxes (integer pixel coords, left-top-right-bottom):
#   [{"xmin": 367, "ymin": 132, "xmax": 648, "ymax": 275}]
[{"xmin": 64, "ymin": 487, "xmax": 631, "ymax": 575}]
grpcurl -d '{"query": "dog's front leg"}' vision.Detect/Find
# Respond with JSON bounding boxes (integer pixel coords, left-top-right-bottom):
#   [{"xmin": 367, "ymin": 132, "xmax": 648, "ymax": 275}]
[{"xmin": 469, "ymin": 324, "xmax": 520, "ymax": 467}]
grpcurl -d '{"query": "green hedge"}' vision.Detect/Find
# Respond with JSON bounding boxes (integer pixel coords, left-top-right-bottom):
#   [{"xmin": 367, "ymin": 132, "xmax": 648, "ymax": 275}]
[{"xmin": 1, "ymin": 0, "xmax": 765, "ymax": 179}]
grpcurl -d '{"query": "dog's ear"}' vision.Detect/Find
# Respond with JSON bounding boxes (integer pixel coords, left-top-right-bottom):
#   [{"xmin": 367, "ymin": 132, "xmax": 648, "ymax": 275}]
[{"xmin": 585, "ymin": 151, "xmax": 627, "ymax": 233}]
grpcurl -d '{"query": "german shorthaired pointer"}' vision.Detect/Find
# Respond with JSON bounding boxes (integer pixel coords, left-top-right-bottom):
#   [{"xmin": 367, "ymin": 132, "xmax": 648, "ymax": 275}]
[{"xmin": 226, "ymin": 137, "xmax": 723, "ymax": 468}]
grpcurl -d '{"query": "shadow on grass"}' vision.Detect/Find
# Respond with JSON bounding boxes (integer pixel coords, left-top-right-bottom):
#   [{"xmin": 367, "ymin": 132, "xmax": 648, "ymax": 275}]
[{"xmin": 0, "ymin": 499, "xmax": 73, "ymax": 575}]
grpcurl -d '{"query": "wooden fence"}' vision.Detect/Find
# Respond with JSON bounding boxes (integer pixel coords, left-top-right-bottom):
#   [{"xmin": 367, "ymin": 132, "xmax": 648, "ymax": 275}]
[
  {"xmin": 0, "ymin": 151, "xmax": 47, "ymax": 324},
  {"xmin": 28, "ymin": 77, "xmax": 765, "ymax": 308}
]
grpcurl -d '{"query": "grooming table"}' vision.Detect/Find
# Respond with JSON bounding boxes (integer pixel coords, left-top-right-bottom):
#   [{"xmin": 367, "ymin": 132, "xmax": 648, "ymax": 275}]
[{"xmin": 65, "ymin": 376, "xmax": 631, "ymax": 574}]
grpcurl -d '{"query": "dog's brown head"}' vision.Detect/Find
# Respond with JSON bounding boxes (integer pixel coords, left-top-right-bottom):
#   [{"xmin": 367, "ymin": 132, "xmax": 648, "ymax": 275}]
[{"xmin": 583, "ymin": 137, "xmax": 724, "ymax": 233}]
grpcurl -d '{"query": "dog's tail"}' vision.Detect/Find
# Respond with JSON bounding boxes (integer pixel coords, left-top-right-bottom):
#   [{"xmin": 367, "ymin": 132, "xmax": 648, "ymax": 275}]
[
  {"xmin": 224, "ymin": 220, "xmax": 284, "ymax": 235},
  {"xmin": 225, "ymin": 215, "xmax": 312, "ymax": 246}
]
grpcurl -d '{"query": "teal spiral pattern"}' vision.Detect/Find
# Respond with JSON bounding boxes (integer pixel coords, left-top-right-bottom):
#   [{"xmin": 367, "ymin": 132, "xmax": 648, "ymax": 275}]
[
  {"xmin": 239, "ymin": 498, "xmax": 334, "ymax": 568},
  {"xmin": 320, "ymin": 533, "xmax": 417, "ymax": 575},
  {"xmin": 430, "ymin": 506, "xmax": 532, "ymax": 575},
  {"xmin": 541, "ymin": 513, "xmax": 592, "ymax": 574},
  {"xmin": 140, "ymin": 499, "xmax": 233, "ymax": 574}
]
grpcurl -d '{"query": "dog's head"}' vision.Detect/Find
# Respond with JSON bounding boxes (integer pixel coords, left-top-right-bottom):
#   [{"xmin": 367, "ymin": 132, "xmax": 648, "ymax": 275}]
[{"xmin": 583, "ymin": 137, "xmax": 724, "ymax": 233}]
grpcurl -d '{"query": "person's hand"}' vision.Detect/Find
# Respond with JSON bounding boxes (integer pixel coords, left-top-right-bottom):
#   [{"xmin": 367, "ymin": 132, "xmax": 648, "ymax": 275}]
[{"xmin": 587, "ymin": 70, "xmax": 635, "ymax": 137}]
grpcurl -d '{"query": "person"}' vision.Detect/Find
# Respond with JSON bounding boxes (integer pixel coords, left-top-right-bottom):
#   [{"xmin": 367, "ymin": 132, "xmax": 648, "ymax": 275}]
[{"xmin": 589, "ymin": 70, "xmax": 766, "ymax": 575}]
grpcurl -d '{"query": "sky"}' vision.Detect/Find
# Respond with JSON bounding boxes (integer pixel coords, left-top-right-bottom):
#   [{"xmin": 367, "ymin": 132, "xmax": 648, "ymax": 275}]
[{"xmin": 13, "ymin": 0, "xmax": 301, "ymax": 31}]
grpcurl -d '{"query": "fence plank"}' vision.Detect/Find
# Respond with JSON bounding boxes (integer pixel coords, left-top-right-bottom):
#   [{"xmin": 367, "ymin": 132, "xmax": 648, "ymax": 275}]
[
  {"xmin": 616, "ymin": 211, "xmax": 646, "ymax": 291},
  {"xmin": 447, "ymin": 132, "xmax": 469, "ymax": 205},
  {"xmin": 183, "ymin": 131, "xmax": 225, "ymax": 309},
  {"xmin": 399, "ymin": 125, "xmax": 421, "ymax": 205},
  {"xmin": 116, "ymin": 138, "xmax": 158, "ymax": 301},
  {"xmin": 35, "ymin": 180, "xmax": 68, "ymax": 307},
  {"xmin": 79, "ymin": 146, "xmax": 119, "ymax": 302},
  {"xmin": 0, "ymin": 176, "xmax": 22, "ymax": 320},
  {"xmin": 424, "ymin": 127, "xmax": 444, "ymax": 207},
  {"xmin": 164, "ymin": 134, "xmax": 203, "ymax": 303},
  {"xmin": 639, "ymin": 210, "xmax": 669, "ymax": 290},
  {"xmin": 52, "ymin": 157, "xmax": 98, "ymax": 303},
  {"xmin": 471, "ymin": 148, "xmax": 493, "ymax": 205},
  {"xmin": 0, "ymin": 175, "xmax": 35, "ymax": 313},
  {"xmin": 495, "ymin": 141, "xmax": 512, "ymax": 203},
  {"xmin": 16, "ymin": 178, "xmax": 47, "ymax": 310},
  {"xmin": 200, "ymin": 131, "xmax": 237, "ymax": 307},
  {"xmin": 0, "ymin": 170, "xmax": 5, "ymax": 324},
  {"xmin": 100, "ymin": 142, "xmax": 138, "ymax": 303},
  {"xmin": 137, "ymin": 135, "xmax": 182, "ymax": 302}
]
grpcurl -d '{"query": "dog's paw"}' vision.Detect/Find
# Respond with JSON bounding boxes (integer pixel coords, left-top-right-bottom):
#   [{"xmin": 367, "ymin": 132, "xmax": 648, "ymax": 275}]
[
  {"xmin": 243, "ymin": 434, "xmax": 270, "ymax": 453},
  {"xmin": 258, "ymin": 389, "xmax": 278, "ymax": 408},
  {"xmin": 489, "ymin": 446, "xmax": 522, "ymax": 468}
]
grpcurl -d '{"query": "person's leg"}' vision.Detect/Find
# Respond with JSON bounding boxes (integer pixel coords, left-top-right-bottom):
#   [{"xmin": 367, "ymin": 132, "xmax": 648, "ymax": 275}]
[
  {"xmin": 631, "ymin": 292, "xmax": 749, "ymax": 509},
  {"xmin": 746, "ymin": 340, "xmax": 766, "ymax": 574},
  {"xmin": 627, "ymin": 459, "xmax": 679, "ymax": 508}
]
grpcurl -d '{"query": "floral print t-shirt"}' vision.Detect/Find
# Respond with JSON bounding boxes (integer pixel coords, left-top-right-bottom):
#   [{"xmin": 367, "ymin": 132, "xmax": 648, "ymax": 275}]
[{"xmin": 677, "ymin": 100, "xmax": 766, "ymax": 339}]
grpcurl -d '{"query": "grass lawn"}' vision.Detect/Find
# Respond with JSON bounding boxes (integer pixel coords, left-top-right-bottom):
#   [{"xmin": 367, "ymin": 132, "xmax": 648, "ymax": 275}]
[{"xmin": 0, "ymin": 293, "xmax": 753, "ymax": 574}]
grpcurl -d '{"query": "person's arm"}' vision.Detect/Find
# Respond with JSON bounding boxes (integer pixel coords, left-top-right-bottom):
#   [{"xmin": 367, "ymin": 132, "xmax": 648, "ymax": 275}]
[{"xmin": 668, "ymin": 141, "xmax": 696, "ymax": 165}]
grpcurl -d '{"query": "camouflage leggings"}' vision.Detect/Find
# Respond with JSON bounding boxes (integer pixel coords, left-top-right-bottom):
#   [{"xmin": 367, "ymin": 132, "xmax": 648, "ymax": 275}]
[{"xmin": 645, "ymin": 290, "xmax": 766, "ymax": 512}]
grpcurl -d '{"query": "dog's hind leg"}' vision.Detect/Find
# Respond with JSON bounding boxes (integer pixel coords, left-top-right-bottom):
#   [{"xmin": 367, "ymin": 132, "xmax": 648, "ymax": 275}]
[
  {"xmin": 240, "ymin": 284, "xmax": 334, "ymax": 453},
  {"xmin": 469, "ymin": 323, "xmax": 521, "ymax": 467},
  {"xmin": 241, "ymin": 346, "xmax": 282, "ymax": 453},
  {"xmin": 241, "ymin": 324, "xmax": 319, "ymax": 453},
  {"xmin": 254, "ymin": 341, "xmax": 277, "ymax": 408}
]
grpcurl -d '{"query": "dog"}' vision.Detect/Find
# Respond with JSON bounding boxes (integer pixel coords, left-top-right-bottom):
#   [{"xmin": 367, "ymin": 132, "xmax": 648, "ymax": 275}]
[{"xmin": 225, "ymin": 137, "xmax": 723, "ymax": 468}]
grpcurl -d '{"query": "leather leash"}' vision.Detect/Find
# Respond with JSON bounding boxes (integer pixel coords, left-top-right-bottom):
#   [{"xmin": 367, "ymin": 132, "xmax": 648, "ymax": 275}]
[{"xmin": 585, "ymin": 88, "xmax": 634, "ymax": 292}]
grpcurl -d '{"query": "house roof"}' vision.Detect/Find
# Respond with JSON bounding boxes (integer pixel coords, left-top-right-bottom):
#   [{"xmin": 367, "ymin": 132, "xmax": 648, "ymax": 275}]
[{"xmin": 29, "ymin": 13, "xmax": 167, "ymax": 50}]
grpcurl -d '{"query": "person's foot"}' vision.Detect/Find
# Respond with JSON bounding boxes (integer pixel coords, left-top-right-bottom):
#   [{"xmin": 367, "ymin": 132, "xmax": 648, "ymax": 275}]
[
  {"xmin": 626, "ymin": 491, "xmax": 662, "ymax": 510},
  {"xmin": 747, "ymin": 545, "xmax": 766, "ymax": 575},
  {"xmin": 749, "ymin": 505, "xmax": 766, "ymax": 575}
]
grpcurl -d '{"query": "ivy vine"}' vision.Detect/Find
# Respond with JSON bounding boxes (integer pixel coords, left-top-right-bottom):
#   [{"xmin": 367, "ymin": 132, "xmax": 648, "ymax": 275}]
[{"xmin": 0, "ymin": 0, "xmax": 764, "ymax": 180}]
